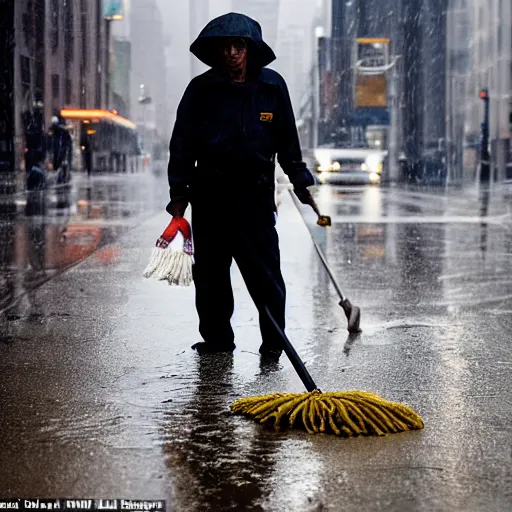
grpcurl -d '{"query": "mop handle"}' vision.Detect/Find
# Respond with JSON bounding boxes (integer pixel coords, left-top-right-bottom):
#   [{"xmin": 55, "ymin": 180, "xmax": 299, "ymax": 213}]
[
  {"xmin": 310, "ymin": 238, "xmax": 346, "ymax": 303},
  {"xmin": 290, "ymin": 190, "xmax": 347, "ymax": 303},
  {"xmin": 264, "ymin": 305, "xmax": 319, "ymax": 393}
]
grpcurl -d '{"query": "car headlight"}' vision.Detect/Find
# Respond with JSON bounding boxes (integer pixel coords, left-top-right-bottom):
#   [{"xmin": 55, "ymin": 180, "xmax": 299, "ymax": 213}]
[
  {"xmin": 369, "ymin": 172, "xmax": 381, "ymax": 184},
  {"xmin": 365, "ymin": 155, "xmax": 383, "ymax": 173},
  {"xmin": 318, "ymin": 162, "xmax": 338, "ymax": 172}
]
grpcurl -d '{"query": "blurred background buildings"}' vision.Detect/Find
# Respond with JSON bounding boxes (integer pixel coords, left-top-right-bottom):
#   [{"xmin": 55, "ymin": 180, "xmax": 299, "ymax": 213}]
[{"xmin": 2, "ymin": 0, "xmax": 512, "ymax": 184}]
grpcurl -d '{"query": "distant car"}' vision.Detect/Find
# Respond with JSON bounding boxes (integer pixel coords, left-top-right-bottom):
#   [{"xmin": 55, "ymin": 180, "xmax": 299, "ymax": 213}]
[{"xmin": 312, "ymin": 148, "xmax": 387, "ymax": 185}]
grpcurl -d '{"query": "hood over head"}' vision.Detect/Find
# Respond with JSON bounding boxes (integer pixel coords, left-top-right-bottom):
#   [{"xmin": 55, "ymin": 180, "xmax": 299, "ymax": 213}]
[{"xmin": 190, "ymin": 12, "xmax": 276, "ymax": 70}]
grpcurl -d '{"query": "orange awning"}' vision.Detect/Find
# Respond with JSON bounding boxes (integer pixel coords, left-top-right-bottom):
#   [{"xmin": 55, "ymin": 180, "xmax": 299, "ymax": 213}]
[{"xmin": 60, "ymin": 108, "xmax": 136, "ymax": 130}]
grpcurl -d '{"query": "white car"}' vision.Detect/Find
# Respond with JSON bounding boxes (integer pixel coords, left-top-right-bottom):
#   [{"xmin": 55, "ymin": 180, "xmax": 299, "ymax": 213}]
[{"xmin": 313, "ymin": 148, "xmax": 387, "ymax": 185}]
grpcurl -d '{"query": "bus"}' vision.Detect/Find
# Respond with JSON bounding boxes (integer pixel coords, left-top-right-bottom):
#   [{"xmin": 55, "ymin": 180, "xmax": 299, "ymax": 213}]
[{"xmin": 60, "ymin": 108, "xmax": 141, "ymax": 174}]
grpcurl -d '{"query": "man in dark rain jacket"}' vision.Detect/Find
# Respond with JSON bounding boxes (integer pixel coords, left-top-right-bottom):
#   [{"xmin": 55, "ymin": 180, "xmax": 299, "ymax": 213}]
[{"xmin": 167, "ymin": 13, "xmax": 316, "ymax": 359}]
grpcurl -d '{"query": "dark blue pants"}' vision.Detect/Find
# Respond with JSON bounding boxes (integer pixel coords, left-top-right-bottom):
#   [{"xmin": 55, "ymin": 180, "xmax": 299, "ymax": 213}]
[{"xmin": 191, "ymin": 203, "xmax": 286, "ymax": 348}]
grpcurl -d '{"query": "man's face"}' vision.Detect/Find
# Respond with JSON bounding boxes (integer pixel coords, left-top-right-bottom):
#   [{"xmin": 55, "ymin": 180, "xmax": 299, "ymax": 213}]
[{"xmin": 218, "ymin": 38, "xmax": 248, "ymax": 72}]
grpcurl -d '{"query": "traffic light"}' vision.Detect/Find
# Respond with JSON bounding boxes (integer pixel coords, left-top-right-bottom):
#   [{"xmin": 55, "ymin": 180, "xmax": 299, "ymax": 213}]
[{"xmin": 479, "ymin": 89, "xmax": 489, "ymax": 100}]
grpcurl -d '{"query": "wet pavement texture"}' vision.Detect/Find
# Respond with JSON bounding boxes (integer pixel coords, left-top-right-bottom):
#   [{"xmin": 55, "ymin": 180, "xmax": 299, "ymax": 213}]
[
  {"xmin": 1, "ymin": 173, "xmax": 512, "ymax": 511},
  {"xmin": 0, "ymin": 172, "xmax": 166, "ymax": 315}
]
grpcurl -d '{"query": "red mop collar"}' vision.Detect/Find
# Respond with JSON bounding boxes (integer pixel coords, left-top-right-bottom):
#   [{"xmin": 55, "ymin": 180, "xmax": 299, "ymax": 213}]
[{"xmin": 156, "ymin": 217, "xmax": 192, "ymax": 249}]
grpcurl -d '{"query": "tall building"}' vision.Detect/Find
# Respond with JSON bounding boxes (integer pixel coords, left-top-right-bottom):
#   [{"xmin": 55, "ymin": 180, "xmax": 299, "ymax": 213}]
[
  {"xmin": 130, "ymin": 0, "xmax": 169, "ymax": 149},
  {"xmin": 6, "ymin": 0, "xmax": 110, "ymax": 173},
  {"xmin": 111, "ymin": 39, "xmax": 132, "ymax": 118},
  {"xmin": 110, "ymin": 0, "xmax": 132, "ymax": 118},
  {"xmin": 327, "ymin": 0, "xmax": 399, "ymax": 146},
  {"xmin": 318, "ymin": 0, "xmax": 448, "ymax": 180},
  {"xmin": 190, "ymin": 0, "xmax": 210, "ymax": 77},
  {"xmin": 231, "ymin": 0, "xmax": 280, "ymax": 50},
  {"xmin": 401, "ymin": 0, "xmax": 447, "ymax": 176},
  {"xmin": 445, "ymin": 0, "xmax": 471, "ymax": 183},
  {"xmin": 448, "ymin": 0, "xmax": 512, "ymax": 183},
  {"xmin": 0, "ymin": 0, "xmax": 19, "ymax": 173},
  {"xmin": 275, "ymin": 25, "xmax": 307, "ymax": 113}
]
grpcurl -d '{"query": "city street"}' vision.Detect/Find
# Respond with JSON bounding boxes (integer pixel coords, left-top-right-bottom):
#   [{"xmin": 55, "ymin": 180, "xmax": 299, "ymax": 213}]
[{"xmin": 1, "ymin": 173, "xmax": 512, "ymax": 511}]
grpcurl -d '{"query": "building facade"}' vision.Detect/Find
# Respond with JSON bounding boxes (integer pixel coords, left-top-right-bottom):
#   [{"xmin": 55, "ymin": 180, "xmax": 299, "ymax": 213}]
[
  {"xmin": 130, "ymin": 0, "xmax": 168, "ymax": 153},
  {"xmin": 445, "ymin": 0, "xmax": 472, "ymax": 183},
  {"xmin": 275, "ymin": 25, "xmax": 307, "ymax": 113},
  {"xmin": 7, "ymin": 0, "xmax": 110, "ymax": 173},
  {"xmin": 111, "ymin": 39, "xmax": 132, "ymax": 118},
  {"xmin": 298, "ymin": 0, "xmax": 448, "ymax": 182},
  {"xmin": 190, "ymin": 0, "xmax": 210, "ymax": 78},
  {"xmin": 447, "ymin": 0, "xmax": 512, "ymax": 183}
]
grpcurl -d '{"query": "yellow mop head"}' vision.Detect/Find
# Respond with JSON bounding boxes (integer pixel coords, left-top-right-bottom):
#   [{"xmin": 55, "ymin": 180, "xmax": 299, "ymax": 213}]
[{"xmin": 231, "ymin": 390, "xmax": 424, "ymax": 436}]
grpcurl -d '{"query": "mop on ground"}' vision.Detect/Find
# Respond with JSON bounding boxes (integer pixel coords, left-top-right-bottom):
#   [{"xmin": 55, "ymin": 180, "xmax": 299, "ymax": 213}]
[
  {"xmin": 143, "ymin": 216, "xmax": 194, "ymax": 286},
  {"xmin": 231, "ymin": 197, "xmax": 424, "ymax": 437}
]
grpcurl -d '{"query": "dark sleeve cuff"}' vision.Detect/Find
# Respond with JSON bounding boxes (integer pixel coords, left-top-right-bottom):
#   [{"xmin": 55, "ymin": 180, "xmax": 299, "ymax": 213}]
[
  {"xmin": 166, "ymin": 185, "xmax": 189, "ymax": 215},
  {"xmin": 289, "ymin": 168, "xmax": 315, "ymax": 189},
  {"xmin": 168, "ymin": 184, "xmax": 189, "ymax": 202},
  {"xmin": 166, "ymin": 198, "xmax": 189, "ymax": 216}
]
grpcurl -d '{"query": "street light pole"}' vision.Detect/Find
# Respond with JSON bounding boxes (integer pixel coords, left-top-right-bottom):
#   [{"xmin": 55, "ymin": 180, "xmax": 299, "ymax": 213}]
[
  {"xmin": 479, "ymin": 89, "xmax": 490, "ymax": 183},
  {"xmin": 140, "ymin": 84, "xmax": 146, "ymax": 151},
  {"xmin": 138, "ymin": 84, "xmax": 152, "ymax": 153},
  {"xmin": 103, "ymin": 1, "xmax": 124, "ymax": 111},
  {"xmin": 105, "ymin": 18, "xmax": 111, "ymax": 110},
  {"xmin": 388, "ymin": 57, "xmax": 400, "ymax": 183}
]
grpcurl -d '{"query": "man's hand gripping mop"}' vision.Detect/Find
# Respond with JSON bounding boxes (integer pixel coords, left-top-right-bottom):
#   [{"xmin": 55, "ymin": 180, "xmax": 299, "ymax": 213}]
[{"xmin": 143, "ymin": 217, "xmax": 194, "ymax": 286}]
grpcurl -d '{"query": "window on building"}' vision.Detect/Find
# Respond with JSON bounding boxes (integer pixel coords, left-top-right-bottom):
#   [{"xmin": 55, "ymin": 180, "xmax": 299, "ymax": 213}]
[
  {"xmin": 65, "ymin": 79, "xmax": 72, "ymax": 106},
  {"xmin": 22, "ymin": 6, "xmax": 34, "ymax": 49},
  {"xmin": 51, "ymin": 0, "xmax": 60, "ymax": 53},
  {"xmin": 96, "ymin": 0, "xmax": 102, "ymax": 108},
  {"xmin": 52, "ymin": 74, "xmax": 60, "ymax": 100},
  {"xmin": 64, "ymin": 0, "xmax": 74, "ymax": 63},
  {"xmin": 35, "ymin": 0, "xmax": 45, "ymax": 50},
  {"xmin": 81, "ymin": 0, "xmax": 88, "ymax": 72},
  {"xmin": 35, "ymin": 60, "xmax": 44, "ymax": 93},
  {"xmin": 20, "ymin": 56, "xmax": 31, "ymax": 85}
]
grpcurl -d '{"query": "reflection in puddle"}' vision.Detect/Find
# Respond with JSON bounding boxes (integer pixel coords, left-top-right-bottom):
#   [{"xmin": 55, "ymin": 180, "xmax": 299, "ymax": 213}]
[{"xmin": 0, "ymin": 174, "xmax": 165, "ymax": 313}]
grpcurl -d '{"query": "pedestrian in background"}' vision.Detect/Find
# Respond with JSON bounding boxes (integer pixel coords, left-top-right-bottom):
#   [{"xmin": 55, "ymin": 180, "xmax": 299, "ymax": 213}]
[
  {"xmin": 25, "ymin": 150, "xmax": 47, "ymax": 217},
  {"xmin": 167, "ymin": 13, "xmax": 315, "ymax": 360},
  {"xmin": 80, "ymin": 129, "xmax": 92, "ymax": 176},
  {"xmin": 23, "ymin": 103, "xmax": 46, "ymax": 173},
  {"xmin": 49, "ymin": 115, "xmax": 72, "ymax": 173}
]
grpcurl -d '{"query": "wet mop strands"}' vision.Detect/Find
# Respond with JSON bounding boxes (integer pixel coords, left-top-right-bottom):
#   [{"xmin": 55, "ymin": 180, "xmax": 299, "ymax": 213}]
[
  {"xmin": 143, "ymin": 217, "xmax": 194, "ymax": 286},
  {"xmin": 230, "ymin": 299, "xmax": 424, "ymax": 437},
  {"xmin": 231, "ymin": 390, "xmax": 424, "ymax": 436}
]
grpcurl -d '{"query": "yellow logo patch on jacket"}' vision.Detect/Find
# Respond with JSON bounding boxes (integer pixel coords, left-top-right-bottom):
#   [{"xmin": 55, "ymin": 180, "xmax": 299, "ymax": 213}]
[{"xmin": 260, "ymin": 112, "xmax": 273, "ymax": 122}]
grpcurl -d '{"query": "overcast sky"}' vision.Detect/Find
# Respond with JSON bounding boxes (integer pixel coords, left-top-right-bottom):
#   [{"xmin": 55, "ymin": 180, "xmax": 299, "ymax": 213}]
[
  {"xmin": 155, "ymin": 0, "xmax": 322, "ymax": 124},
  {"xmin": 112, "ymin": 0, "xmax": 323, "ymax": 128}
]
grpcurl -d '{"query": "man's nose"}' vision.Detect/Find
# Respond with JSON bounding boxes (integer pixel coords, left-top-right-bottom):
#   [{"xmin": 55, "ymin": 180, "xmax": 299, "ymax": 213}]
[{"xmin": 228, "ymin": 44, "xmax": 237, "ymax": 56}]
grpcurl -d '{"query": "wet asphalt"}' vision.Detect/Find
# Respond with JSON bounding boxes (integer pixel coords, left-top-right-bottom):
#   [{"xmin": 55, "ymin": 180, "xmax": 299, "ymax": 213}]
[{"xmin": 0, "ymin": 170, "xmax": 511, "ymax": 511}]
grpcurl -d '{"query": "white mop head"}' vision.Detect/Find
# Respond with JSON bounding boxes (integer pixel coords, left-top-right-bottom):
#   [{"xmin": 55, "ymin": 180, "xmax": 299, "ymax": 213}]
[{"xmin": 143, "ymin": 217, "xmax": 194, "ymax": 286}]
